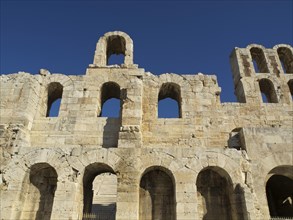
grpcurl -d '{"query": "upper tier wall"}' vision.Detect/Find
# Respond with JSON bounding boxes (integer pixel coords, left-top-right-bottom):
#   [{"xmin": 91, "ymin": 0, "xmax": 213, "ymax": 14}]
[
  {"xmin": 1, "ymin": 31, "xmax": 292, "ymax": 149},
  {"xmin": 1, "ymin": 67, "xmax": 292, "ymax": 150}
]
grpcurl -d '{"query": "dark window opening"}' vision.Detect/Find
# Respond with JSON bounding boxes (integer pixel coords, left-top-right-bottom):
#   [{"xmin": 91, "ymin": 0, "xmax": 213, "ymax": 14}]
[
  {"xmin": 83, "ymin": 163, "xmax": 117, "ymax": 220},
  {"xmin": 259, "ymin": 79, "xmax": 278, "ymax": 103},
  {"xmin": 106, "ymin": 35, "xmax": 126, "ymax": 65},
  {"xmin": 196, "ymin": 168, "xmax": 233, "ymax": 220},
  {"xmin": 22, "ymin": 163, "xmax": 57, "ymax": 220},
  {"xmin": 288, "ymin": 80, "xmax": 293, "ymax": 99},
  {"xmin": 266, "ymin": 175, "xmax": 293, "ymax": 217},
  {"xmin": 277, "ymin": 47, "xmax": 293, "ymax": 73},
  {"xmin": 139, "ymin": 168, "xmax": 176, "ymax": 220},
  {"xmin": 250, "ymin": 47, "xmax": 269, "ymax": 73},
  {"xmin": 158, "ymin": 83, "xmax": 181, "ymax": 118},
  {"xmin": 99, "ymin": 82, "xmax": 121, "ymax": 118},
  {"xmin": 46, "ymin": 82, "xmax": 63, "ymax": 117}
]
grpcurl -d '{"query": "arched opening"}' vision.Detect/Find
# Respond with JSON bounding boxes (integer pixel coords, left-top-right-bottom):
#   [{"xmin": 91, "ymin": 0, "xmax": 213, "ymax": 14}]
[
  {"xmin": 266, "ymin": 166, "xmax": 293, "ymax": 218},
  {"xmin": 259, "ymin": 79, "xmax": 278, "ymax": 103},
  {"xmin": 158, "ymin": 83, "xmax": 181, "ymax": 118},
  {"xmin": 196, "ymin": 167, "xmax": 233, "ymax": 220},
  {"xmin": 46, "ymin": 82, "xmax": 63, "ymax": 117},
  {"xmin": 139, "ymin": 167, "xmax": 176, "ymax": 220},
  {"xmin": 106, "ymin": 35, "xmax": 126, "ymax": 65},
  {"xmin": 21, "ymin": 163, "xmax": 57, "ymax": 220},
  {"xmin": 277, "ymin": 47, "xmax": 293, "ymax": 73},
  {"xmin": 83, "ymin": 163, "xmax": 117, "ymax": 220},
  {"xmin": 288, "ymin": 79, "xmax": 293, "ymax": 99},
  {"xmin": 234, "ymin": 184, "xmax": 249, "ymax": 220},
  {"xmin": 93, "ymin": 32, "xmax": 133, "ymax": 67},
  {"xmin": 250, "ymin": 47, "xmax": 269, "ymax": 73},
  {"xmin": 99, "ymin": 82, "xmax": 121, "ymax": 118}
]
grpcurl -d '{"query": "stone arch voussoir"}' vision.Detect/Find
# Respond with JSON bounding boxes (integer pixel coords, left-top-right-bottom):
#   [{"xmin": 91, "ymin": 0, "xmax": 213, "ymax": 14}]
[
  {"xmin": 137, "ymin": 150, "xmax": 184, "ymax": 186},
  {"xmin": 20, "ymin": 148, "xmax": 71, "ymax": 181},
  {"xmin": 253, "ymin": 151, "xmax": 292, "ymax": 191},
  {"xmin": 194, "ymin": 151, "xmax": 243, "ymax": 186}
]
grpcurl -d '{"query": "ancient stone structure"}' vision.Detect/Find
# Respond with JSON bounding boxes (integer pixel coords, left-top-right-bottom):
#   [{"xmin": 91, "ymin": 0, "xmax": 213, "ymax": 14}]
[{"xmin": 0, "ymin": 31, "xmax": 292, "ymax": 220}]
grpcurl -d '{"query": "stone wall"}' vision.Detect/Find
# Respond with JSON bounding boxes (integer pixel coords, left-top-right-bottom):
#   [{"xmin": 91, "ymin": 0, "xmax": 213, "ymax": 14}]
[{"xmin": 0, "ymin": 31, "xmax": 292, "ymax": 220}]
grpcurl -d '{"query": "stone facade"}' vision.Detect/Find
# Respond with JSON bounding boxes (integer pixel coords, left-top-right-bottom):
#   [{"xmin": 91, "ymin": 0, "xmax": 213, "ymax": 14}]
[{"xmin": 0, "ymin": 31, "xmax": 292, "ymax": 220}]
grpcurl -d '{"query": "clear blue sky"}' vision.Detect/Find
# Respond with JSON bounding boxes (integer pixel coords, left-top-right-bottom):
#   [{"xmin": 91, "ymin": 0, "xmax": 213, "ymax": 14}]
[{"xmin": 1, "ymin": 0, "xmax": 292, "ymax": 102}]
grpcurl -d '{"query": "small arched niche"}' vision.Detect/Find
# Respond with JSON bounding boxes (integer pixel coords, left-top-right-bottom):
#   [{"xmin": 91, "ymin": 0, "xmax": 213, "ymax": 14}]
[
  {"xmin": 250, "ymin": 47, "xmax": 269, "ymax": 73},
  {"xmin": 106, "ymin": 35, "xmax": 126, "ymax": 65},
  {"xmin": 277, "ymin": 47, "xmax": 293, "ymax": 73},
  {"xmin": 46, "ymin": 82, "xmax": 63, "ymax": 117},
  {"xmin": 139, "ymin": 166, "xmax": 176, "ymax": 220},
  {"xmin": 21, "ymin": 163, "xmax": 57, "ymax": 220},
  {"xmin": 266, "ymin": 166, "xmax": 293, "ymax": 218},
  {"xmin": 83, "ymin": 163, "xmax": 117, "ymax": 220},
  {"xmin": 259, "ymin": 79, "xmax": 278, "ymax": 103},
  {"xmin": 158, "ymin": 82, "xmax": 182, "ymax": 118},
  {"xmin": 93, "ymin": 31, "xmax": 134, "ymax": 67},
  {"xmin": 99, "ymin": 82, "xmax": 121, "ymax": 118}
]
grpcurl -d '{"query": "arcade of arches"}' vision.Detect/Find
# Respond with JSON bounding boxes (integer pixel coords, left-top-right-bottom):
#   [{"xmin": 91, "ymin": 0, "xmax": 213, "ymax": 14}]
[{"xmin": 17, "ymin": 164, "xmax": 293, "ymax": 220}]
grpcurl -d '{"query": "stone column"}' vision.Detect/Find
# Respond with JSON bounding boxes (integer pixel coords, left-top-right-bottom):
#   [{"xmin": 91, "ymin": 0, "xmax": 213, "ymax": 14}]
[
  {"xmin": 50, "ymin": 181, "xmax": 79, "ymax": 220},
  {"xmin": 175, "ymin": 170, "xmax": 197, "ymax": 220},
  {"xmin": 118, "ymin": 74, "xmax": 143, "ymax": 148},
  {"xmin": 115, "ymin": 171, "xmax": 140, "ymax": 220}
]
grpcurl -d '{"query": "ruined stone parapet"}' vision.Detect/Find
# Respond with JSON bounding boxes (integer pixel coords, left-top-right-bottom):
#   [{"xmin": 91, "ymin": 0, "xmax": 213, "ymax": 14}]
[
  {"xmin": 230, "ymin": 44, "xmax": 293, "ymax": 104},
  {"xmin": 92, "ymin": 31, "xmax": 137, "ymax": 68}
]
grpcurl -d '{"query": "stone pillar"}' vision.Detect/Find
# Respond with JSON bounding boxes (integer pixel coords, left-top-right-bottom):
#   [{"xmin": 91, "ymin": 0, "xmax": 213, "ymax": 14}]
[
  {"xmin": 230, "ymin": 48, "xmax": 261, "ymax": 104},
  {"xmin": 50, "ymin": 181, "xmax": 79, "ymax": 220},
  {"xmin": 118, "ymin": 75, "xmax": 143, "ymax": 148},
  {"xmin": 2, "ymin": 181, "xmax": 24, "ymax": 220},
  {"xmin": 175, "ymin": 170, "xmax": 197, "ymax": 220},
  {"xmin": 115, "ymin": 171, "xmax": 140, "ymax": 220}
]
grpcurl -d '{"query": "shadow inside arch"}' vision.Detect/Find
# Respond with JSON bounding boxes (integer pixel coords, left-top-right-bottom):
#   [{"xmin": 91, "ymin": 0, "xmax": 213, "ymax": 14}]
[
  {"xmin": 197, "ymin": 167, "xmax": 248, "ymax": 220},
  {"xmin": 234, "ymin": 184, "xmax": 249, "ymax": 220}
]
